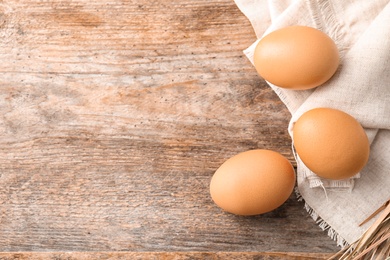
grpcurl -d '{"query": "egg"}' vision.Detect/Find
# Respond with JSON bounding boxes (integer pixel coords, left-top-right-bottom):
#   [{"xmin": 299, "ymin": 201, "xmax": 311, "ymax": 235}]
[
  {"xmin": 253, "ymin": 26, "xmax": 339, "ymax": 90},
  {"xmin": 210, "ymin": 149, "xmax": 296, "ymax": 216},
  {"xmin": 293, "ymin": 108, "xmax": 370, "ymax": 180}
]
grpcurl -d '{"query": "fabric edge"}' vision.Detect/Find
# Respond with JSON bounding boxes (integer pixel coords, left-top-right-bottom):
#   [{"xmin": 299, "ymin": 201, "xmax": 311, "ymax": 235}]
[{"xmin": 295, "ymin": 187, "xmax": 349, "ymax": 248}]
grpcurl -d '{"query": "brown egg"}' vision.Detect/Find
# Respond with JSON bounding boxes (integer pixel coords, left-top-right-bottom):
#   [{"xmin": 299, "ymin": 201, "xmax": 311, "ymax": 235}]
[
  {"xmin": 210, "ymin": 149, "xmax": 295, "ymax": 216},
  {"xmin": 293, "ymin": 108, "xmax": 370, "ymax": 180},
  {"xmin": 253, "ymin": 26, "xmax": 339, "ymax": 90}
]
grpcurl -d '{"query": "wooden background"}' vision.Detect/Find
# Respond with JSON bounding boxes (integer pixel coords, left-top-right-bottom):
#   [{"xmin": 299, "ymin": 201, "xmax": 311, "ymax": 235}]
[{"xmin": 0, "ymin": 0, "xmax": 339, "ymax": 258}]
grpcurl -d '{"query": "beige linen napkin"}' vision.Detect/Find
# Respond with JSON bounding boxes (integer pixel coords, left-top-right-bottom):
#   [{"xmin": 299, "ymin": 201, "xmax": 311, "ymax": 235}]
[{"xmin": 234, "ymin": 0, "xmax": 390, "ymax": 246}]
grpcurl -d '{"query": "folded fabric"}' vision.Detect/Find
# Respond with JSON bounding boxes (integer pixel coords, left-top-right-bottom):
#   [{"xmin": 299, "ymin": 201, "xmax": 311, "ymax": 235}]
[{"xmin": 234, "ymin": 0, "xmax": 390, "ymax": 246}]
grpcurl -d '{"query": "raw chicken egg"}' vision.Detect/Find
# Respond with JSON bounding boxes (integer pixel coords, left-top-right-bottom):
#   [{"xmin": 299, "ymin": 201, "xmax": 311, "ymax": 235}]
[
  {"xmin": 293, "ymin": 108, "xmax": 370, "ymax": 180},
  {"xmin": 253, "ymin": 26, "xmax": 339, "ymax": 90},
  {"xmin": 210, "ymin": 149, "xmax": 295, "ymax": 216}
]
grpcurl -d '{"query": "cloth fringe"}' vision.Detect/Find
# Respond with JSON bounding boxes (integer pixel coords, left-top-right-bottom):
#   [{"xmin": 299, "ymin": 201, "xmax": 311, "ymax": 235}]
[
  {"xmin": 305, "ymin": 0, "xmax": 349, "ymax": 58},
  {"xmin": 295, "ymin": 187, "xmax": 349, "ymax": 248}
]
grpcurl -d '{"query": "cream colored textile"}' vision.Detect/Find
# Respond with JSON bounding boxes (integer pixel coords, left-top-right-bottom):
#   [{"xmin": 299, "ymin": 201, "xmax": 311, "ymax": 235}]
[{"xmin": 234, "ymin": 0, "xmax": 390, "ymax": 245}]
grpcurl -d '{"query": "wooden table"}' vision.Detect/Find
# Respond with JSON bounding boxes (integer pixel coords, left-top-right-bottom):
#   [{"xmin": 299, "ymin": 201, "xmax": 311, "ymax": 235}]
[{"xmin": 0, "ymin": 0, "xmax": 339, "ymax": 259}]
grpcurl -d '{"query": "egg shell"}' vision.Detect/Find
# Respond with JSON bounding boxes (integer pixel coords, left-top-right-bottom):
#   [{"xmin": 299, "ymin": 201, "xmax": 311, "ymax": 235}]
[
  {"xmin": 254, "ymin": 26, "xmax": 339, "ymax": 90},
  {"xmin": 293, "ymin": 107, "xmax": 370, "ymax": 180},
  {"xmin": 210, "ymin": 149, "xmax": 296, "ymax": 216}
]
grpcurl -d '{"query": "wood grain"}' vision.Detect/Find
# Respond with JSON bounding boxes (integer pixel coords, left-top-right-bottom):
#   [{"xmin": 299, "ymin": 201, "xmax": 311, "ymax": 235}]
[
  {"xmin": 0, "ymin": 0, "xmax": 339, "ymax": 255},
  {"xmin": 0, "ymin": 252, "xmax": 334, "ymax": 260}
]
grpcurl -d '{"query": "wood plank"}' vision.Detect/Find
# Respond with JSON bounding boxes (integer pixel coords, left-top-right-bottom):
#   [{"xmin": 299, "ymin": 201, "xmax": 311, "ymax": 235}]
[
  {"xmin": 0, "ymin": 252, "xmax": 334, "ymax": 260},
  {"xmin": 0, "ymin": 0, "xmax": 339, "ymax": 254}
]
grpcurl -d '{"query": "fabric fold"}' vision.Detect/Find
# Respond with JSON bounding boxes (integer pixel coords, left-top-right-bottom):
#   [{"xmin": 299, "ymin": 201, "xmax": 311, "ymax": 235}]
[{"xmin": 234, "ymin": 0, "xmax": 390, "ymax": 244}]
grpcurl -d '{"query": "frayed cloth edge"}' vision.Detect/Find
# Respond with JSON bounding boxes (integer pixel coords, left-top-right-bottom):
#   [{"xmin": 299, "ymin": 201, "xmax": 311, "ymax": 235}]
[{"xmin": 295, "ymin": 187, "xmax": 350, "ymax": 248}]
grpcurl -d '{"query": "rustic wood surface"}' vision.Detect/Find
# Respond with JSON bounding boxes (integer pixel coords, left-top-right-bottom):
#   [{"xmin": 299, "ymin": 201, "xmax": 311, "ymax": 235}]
[
  {"xmin": 0, "ymin": 252, "xmax": 334, "ymax": 260},
  {"xmin": 0, "ymin": 0, "xmax": 339, "ymax": 257}
]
